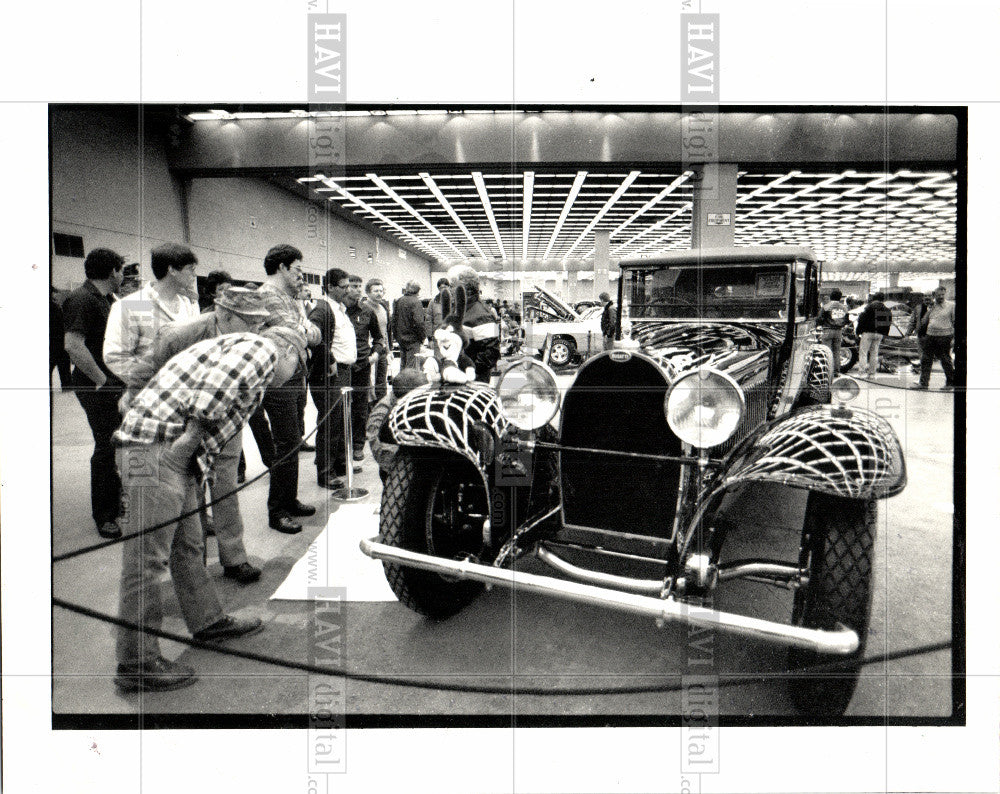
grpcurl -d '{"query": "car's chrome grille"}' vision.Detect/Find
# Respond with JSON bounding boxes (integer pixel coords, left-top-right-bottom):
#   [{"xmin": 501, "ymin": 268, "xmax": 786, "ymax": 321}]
[
  {"xmin": 559, "ymin": 355, "xmax": 681, "ymax": 538},
  {"xmin": 715, "ymin": 371, "xmax": 769, "ymax": 455}
]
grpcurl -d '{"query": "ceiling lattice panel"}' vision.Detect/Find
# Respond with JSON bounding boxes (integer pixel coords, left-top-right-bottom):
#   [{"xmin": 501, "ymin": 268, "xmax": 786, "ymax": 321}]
[{"xmin": 294, "ymin": 168, "xmax": 956, "ymax": 267}]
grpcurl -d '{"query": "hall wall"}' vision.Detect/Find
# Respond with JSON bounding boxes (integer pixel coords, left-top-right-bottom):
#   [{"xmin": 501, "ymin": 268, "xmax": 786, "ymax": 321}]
[{"xmin": 50, "ymin": 107, "xmax": 433, "ymax": 296}]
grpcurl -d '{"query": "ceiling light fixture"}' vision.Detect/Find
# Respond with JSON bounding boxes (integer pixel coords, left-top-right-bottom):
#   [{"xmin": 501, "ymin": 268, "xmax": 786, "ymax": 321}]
[
  {"xmin": 420, "ymin": 172, "xmax": 490, "ymax": 259},
  {"xmin": 317, "ymin": 177, "xmax": 448, "ymax": 260},
  {"xmin": 563, "ymin": 170, "xmax": 641, "ymax": 259},
  {"xmin": 367, "ymin": 173, "xmax": 465, "ymax": 257},
  {"xmin": 542, "ymin": 171, "xmax": 587, "ymax": 260},
  {"xmin": 522, "ymin": 171, "xmax": 535, "ymax": 261},
  {"xmin": 472, "ymin": 171, "xmax": 506, "ymax": 260}
]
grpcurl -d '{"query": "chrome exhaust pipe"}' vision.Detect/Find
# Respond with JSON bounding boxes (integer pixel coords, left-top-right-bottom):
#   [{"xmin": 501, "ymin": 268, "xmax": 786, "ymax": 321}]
[{"xmin": 360, "ymin": 538, "xmax": 859, "ymax": 655}]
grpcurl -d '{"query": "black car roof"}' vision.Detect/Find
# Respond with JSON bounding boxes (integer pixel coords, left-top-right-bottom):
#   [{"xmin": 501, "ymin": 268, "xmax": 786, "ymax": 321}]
[{"xmin": 619, "ymin": 246, "xmax": 817, "ymax": 268}]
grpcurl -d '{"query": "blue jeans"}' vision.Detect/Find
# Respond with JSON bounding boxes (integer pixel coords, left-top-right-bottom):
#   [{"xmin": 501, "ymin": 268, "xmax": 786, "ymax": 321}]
[
  {"xmin": 209, "ymin": 434, "xmax": 249, "ymax": 567},
  {"xmin": 821, "ymin": 329, "xmax": 843, "ymax": 375},
  {"xmin": 115, "ymin": 443, "xmax": 224, "ymax": 664}
]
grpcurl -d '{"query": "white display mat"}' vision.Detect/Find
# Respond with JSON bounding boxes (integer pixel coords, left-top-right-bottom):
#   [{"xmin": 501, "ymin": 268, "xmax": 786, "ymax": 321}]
[{"xmin": 269, "ymin": 503, "xmax": 398, "ymax": 602}]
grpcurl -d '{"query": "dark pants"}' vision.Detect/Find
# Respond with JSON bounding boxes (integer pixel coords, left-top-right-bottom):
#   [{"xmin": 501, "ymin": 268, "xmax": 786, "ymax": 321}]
[
  {"xmin": 52, "ymin": 356, "xmax": 72, "ymax": 390},
  {"xmin": 350, "ymin": 362, "xmax": 373, "ymax": 451},
  {"xmin": 261, "ymin": 375, "xmax": 305, "ymax": 518},
  {"xmin": 73, "ymin": 378, "xmax": 123, "ymax": 527},
  {"xmin": 920, "ymin": 335, "xmax": 955, "ymax": 387},
  {"xmin": 296, "ymin": 382, "xmax": 307, "ymax": 440},
  {"xmin": 310, "ymin": 369, "xmax": 347, "ymax": 480},
  {"xmin": 373, "ymin": 352, "xmax": 389, "ymax": 402},
  {"xmin": 399, "ymin": 342, "xmax": 422, "ymax": 370},
  {"xmin": 247, "ymin": 406, "xmax": 274, "ymax": 468}
]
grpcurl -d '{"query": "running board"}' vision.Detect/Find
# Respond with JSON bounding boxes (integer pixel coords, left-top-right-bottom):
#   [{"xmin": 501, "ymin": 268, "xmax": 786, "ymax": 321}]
[{"xmin": 360, "ymin": 538, "xmax": 859, "ymax": 655}]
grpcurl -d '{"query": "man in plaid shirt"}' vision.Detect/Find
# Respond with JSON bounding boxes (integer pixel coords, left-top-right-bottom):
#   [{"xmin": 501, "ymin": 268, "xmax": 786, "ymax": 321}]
[{"xmin": 112, "ymin": 326, "xmax": 304, "ymax": 692}]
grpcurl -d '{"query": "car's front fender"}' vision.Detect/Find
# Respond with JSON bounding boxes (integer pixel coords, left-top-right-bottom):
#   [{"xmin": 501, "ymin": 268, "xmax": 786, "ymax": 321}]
[
  {"xmin": 717, "ymin": 403, "xmax": 906, "ymax": 499},
  {"xmin": 384, "ymin": 383, "xmax": 508, "ymax": 476}
]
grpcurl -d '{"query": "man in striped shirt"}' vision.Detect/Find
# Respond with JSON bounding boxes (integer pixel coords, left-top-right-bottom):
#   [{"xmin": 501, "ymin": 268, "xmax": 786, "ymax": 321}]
[{"xmin": 112, "ymin": 327, "xmax": 304, "ymax": 692}]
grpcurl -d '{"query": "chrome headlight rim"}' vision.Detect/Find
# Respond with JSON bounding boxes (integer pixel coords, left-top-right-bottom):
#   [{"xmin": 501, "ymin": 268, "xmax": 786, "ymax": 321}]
[
  {"xmin": 496, "ymin": 356, "xmax": 562, "ymax": 431},
  {"xmin": 664, "ymin": 366, "xmax": 746, "ymax": 449}
]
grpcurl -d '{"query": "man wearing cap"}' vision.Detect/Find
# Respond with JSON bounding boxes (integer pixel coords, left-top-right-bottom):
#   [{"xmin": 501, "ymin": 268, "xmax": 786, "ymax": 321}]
[
  {"xmin": 113, "ymin": 327, "xmax": 303, "ymax": 692},
  {"xmin": 139, "ymin": 286, "xmax": 270, "ymax": 584},
  {"xmin": 256, "ymin": 244, "xmax": 322, "ymax": 534}
]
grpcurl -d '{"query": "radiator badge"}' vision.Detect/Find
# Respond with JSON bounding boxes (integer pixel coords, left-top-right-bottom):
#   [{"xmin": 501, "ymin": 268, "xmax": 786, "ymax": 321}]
[{"xmin": 609, "ymin": 350, "xmax": 632, "ymax": 363}]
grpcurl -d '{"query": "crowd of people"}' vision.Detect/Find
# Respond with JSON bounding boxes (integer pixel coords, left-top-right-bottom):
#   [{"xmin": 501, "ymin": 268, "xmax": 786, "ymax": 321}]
[
  {"xmin": 56, "ymin": 242, "xmax": 502, "ymax": 692},
  {"xmin": 817, "ymin": 287, "xmax": 955, "ymax": 388}
]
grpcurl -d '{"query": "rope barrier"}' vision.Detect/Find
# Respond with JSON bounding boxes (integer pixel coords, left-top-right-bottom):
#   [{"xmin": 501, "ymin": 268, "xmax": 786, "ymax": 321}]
[
  {"xmin": 52, "ymin": 597, "xmax": 952, "ymax": 696},
  {"xmin": 52, "ymin": 390, "xmax": 344, "ymax": 564}
]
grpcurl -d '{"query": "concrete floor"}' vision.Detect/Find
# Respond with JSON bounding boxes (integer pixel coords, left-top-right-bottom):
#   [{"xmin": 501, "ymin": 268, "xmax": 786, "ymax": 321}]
[{"xmin": 51, "ymin": 364, "xmax": 956, "ymax": 723}]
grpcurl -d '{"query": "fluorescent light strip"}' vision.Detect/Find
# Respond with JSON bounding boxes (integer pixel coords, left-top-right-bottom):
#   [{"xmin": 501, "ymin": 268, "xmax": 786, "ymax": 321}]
[
  {"xmin": 631, "ymin": 226, "xmax": 689, "ymax": 255},
  {"xmin": 472, "ymin": 172, "xmax": 506, "ymax": 260},
  {"xmin": 542, "ymin": 171, "xmax": 588, "ymax": 260},
  {"xmin": 419, "ymin": 172, "xmax": 490, "ymax": 259},
  {"xmin": 615, "ymin": 203, "xmax": 691, "ymax": 253},
  {"xmin": 317, "ymin": 178, "xmax": 446, "ymax": 259},
  {"xmin": 740, "ymin": 174, "xmax": 844, "ymax": 229},
  {"xmin": 609, "ymin": 172, "xmax": 691, "ymax": 239},
  {"xmin": 562, "ymin": 171, "xmax": 641, "ymax": 260},
  {"xmin": 522, "ymin": 172, "xmax": 535, "ymax": 261},
  {"xmin": 367, "ymin": 173, "xmax": 465, "ymax": 257}
]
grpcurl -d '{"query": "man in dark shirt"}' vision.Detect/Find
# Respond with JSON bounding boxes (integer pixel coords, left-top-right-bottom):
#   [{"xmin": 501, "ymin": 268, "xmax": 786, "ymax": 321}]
[
  {"xmin": 344, "ymin": 274, "xmax": 386, "ymax": 461},
  {"xmin": 394, "ymin": 281, "xmax": 426, "ymax": 369},
  {"xmin": 62, "ymin": 248, "xmax": 126, "ymax": 539},
  {"xmin": 424, "ymin": 277, "xmax": 451, "ymax": 337},
  {"xmin": 855, "ymin": 292, "xmax": 892, "ymax": 378},
  {"xmin": 599, "ymin": 291, "xmax": 616, "ymax": 351}
]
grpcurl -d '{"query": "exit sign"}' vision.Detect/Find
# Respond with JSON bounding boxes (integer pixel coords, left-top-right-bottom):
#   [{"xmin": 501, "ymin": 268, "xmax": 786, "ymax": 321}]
[{"xmin": 707, "ymin": 213, "xmax": 731, "ymax": 226}]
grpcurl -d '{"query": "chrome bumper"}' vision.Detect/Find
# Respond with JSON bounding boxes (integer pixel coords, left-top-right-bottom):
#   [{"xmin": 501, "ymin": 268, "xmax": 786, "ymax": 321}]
[{"xmin": 359, "ymin": 538, "xmax": 859, "ymax": 655}]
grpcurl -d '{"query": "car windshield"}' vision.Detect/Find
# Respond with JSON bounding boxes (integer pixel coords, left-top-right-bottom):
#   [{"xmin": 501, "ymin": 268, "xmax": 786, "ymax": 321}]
[{"xmin": 623, "ymin": 263, "xmax": 791, "ymax": 320}]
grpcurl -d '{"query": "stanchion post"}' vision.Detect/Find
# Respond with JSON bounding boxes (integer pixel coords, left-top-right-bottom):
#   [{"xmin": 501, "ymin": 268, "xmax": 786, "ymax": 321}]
[{"xmin": 333, "ymin": 384, "xmax": 368, "ymax": 501}]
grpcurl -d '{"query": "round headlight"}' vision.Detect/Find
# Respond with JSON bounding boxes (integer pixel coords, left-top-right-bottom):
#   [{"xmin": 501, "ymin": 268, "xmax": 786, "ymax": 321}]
[
  {"xmin": 496, "ymin": 358, "xmax": 561, "ymax": 431},
  {"xmin": 664, "ymin": 368, "xmax": 744, "ymax": 448}
]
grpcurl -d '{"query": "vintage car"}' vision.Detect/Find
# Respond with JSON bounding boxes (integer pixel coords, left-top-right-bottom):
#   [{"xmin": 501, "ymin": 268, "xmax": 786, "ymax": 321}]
[
  {"xmin": 361, "ymin": 246, "xmax": 907, "ymax": 717},
  {"xmin": 520, "ymin": 286, "xmax": 604, "ymax": 368}
]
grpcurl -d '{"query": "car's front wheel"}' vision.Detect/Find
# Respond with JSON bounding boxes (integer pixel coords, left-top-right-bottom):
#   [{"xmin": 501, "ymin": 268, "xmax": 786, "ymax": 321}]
[
  {"xmin": 787, "ymin": 492, "xmax": 876, "ymax": 717},
  {"xmin": 379, "ymin": 451, "xmax": 488, "ymax": 619},
  {"xmin": 547, "ymin": 336, "xmax": 576, "ymax": 369}
]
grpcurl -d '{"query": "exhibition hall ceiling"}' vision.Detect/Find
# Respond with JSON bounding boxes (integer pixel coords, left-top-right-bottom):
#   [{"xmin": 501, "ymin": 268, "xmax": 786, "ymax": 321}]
[
  {"xmin": 287, "ymin": 167, "xmax": 957, "ymax": 268},
  {"xmin": 173, "ymin": 107, "xmax": 958, "ymax": 270}
]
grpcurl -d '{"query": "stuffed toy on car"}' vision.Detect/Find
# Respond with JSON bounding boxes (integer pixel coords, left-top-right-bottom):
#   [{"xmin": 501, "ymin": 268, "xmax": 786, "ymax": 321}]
[{"xmin": 423, "ymin": 286, "xmax": 476, "ymax": 385}]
